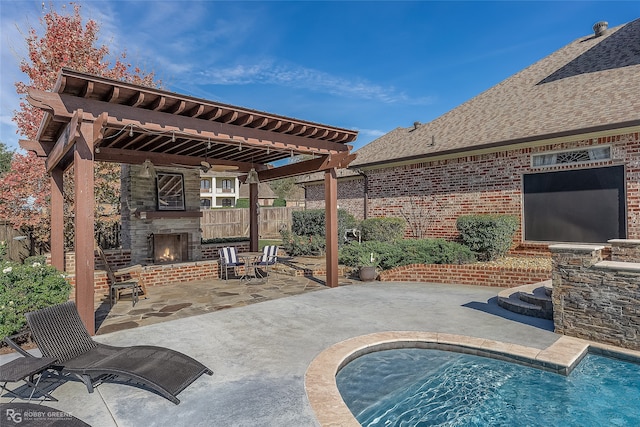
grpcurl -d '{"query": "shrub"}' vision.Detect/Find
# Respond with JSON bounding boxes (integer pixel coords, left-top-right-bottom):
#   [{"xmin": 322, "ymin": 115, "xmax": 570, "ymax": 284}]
[
  {"xmin": 290, "ymin": 209, "xmax": 357, "ymax": 250},
  {"xmin": 235, "ymin": 198, "xmax": 249, "ymax": 208},
  {"xmin": 359, "ymin": 217, "xmax": 406, "ymax": 242},
  {"xmin": 456, "ymin": 214, "xmax": 519, "ymax": 261},
  {"xmin": 339, "ymin": 239, "xmax": 475, "ymax": 270},
  {"xmin": 292, "ymin": 209, "xmax": 325, "ymax": 236},
  {"xmin": 202, "ymin": 237, "xmax": 250, "ymax": 244},
  {"xmin": 272, "ymin": 198, "xmax": 287, "ymax": 207},
  {"xmin": 1, "ymin": 256, "xmax": 71, "ymax": 339},
  {"xmin": 279, "ymin": 231, "xmax": 325, "ymax": 256}
]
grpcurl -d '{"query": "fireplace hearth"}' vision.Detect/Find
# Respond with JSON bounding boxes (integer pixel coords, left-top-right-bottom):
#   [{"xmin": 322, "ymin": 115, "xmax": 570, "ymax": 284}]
[{"xmin": 152, "ymin": 233, "xmax": 188, "ymax": 264}]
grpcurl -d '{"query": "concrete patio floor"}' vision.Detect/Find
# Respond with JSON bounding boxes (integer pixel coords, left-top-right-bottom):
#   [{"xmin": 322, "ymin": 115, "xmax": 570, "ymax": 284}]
[{"xmin": 0, "ymin": 280, "xmax": 563, "ymax": 426}]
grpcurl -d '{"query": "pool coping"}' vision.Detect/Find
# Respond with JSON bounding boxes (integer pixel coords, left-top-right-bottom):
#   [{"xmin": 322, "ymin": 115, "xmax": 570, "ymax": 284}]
[{"xmin": 304, "ymin": 331, "xmax": 640, "ymax": 427}]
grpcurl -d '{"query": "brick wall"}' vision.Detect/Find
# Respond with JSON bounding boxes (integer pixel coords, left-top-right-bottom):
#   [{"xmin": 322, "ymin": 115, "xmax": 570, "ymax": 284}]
[
  {"xmin": 306, "ymin": 177, "xmax": 366, "ymax": 220},
  {"xmin": 550, "ymin": 241, "xmax": 640, "ymax": 351},
  {"xmin": 378, "ymin": 263, "xmax": 551, "ymax": 287},
  {"xmin": 306, "ymin": 132, "xmax": 640, "ymax": 243},
  {"xmin": 65, "ymin": 260, "xmax": 221, "ymax": 302}
]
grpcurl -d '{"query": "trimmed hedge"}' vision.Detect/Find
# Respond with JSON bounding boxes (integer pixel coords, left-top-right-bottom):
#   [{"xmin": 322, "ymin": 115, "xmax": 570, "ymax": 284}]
[
  {"xmin": 456, "ymin": 214, "xmax": 519, "ymax": 261},
  {"xmin": 359, "ymin": 217, "xmax": 405, "ymax": 242},
  {"xmin": 202, "ymin": 237, "xmax": 250, "ymax": 244},
  {"xmin": 235, "ymin": 198, "xmax": 249, "ymax": 208},
  {"xmin": 339, "ymin": 239, "xmax": 475, "ymax": 270},
  {"xmin": 272, "ymin": 198, "xmax": 287, "ymax": 207}
]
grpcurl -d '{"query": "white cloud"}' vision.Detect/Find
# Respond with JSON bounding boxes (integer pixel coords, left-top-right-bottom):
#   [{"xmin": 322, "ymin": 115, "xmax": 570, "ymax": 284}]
[{"xmin": 197, "ymin": 60, "xmax": 435, "ymax": 105}]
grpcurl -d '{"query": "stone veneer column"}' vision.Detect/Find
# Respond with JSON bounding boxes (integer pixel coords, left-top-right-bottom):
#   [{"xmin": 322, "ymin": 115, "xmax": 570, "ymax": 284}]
[
  {"xmin": 608, "ymin": 239, "xmax": 640, "ymax": 262},
  {"xmin": 549, "ymin": 243, "xmax": 640, "ymax": 351}
]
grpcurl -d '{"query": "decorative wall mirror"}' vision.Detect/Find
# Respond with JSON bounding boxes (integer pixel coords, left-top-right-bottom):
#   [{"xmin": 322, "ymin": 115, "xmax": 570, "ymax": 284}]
[{"xmin": 156, "ymin": 172, "xmax": 185, "ymax": 211}]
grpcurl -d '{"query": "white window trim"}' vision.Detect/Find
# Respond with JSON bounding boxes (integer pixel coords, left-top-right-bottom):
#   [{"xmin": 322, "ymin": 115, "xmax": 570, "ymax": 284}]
[{"xmin": 531, "ymin": 145, "xmax": 612, "ymax": 168}]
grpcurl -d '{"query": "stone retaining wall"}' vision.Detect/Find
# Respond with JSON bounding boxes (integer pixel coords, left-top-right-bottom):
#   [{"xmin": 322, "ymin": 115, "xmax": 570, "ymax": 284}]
[
  {"xmin": 378, "ymin": 263, "xmax": 551, "ymax": 287},
  {"xmin": 550, "ymin": 240, "xmax": 640, "ymax": 351}
]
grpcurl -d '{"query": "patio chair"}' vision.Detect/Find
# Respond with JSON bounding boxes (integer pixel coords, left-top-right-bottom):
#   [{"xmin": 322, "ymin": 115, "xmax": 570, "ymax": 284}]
[
  {"xmin": 97, "ymin": 245, "xmax": 147, "ymax": 306},
  {"xmin": 219, "ymin": 247, "xmax": 245, "ymax": 280},
  {"xmin": 256, "ymin": 245, "xmax": 279, "ymax": 281},
  {"xmin": 6, "ymin": 301, "xmax": 212, "ymax": 405}
]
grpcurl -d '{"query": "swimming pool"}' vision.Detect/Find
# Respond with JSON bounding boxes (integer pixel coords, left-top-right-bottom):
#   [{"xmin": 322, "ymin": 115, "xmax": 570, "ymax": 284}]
[{"xmin": 336, "ymin": 348, "xmax": 640, "ymax": 426}]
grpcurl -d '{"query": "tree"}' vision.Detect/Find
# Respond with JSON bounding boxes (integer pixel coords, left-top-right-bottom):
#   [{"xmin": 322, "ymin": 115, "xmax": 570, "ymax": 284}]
[
  {"xmin": 2, "ymin": 2, "xmax": 161, "ymax": 249},
  {"xmin": 0, "ymin": 143, "xmax": 13, "ymax": 175},
  {"xmin": 269, "ymin": 177, "xmax": 298, "ymax": 201}
]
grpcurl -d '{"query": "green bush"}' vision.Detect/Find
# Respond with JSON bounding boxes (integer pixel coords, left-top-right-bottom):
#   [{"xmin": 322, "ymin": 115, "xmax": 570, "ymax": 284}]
[
  {"xmin": 339, "ymin": 239, "xmax": 475, "ymax": 270},
  {"xmin": 1, "ymin": 256, "xmax": 71, "ymax": 339},
  {"xmin": 456, "ymin": 214, "xmax": 519, "ymax": 261},
  {"xmin": 279, "ymin": 231, "xmax": 325, "ymax": 256},
  {"xmin": 235, "ymin": 198, "xmax": 249, "ymax": 208},
  {"xmin": 272, "ymin": 198, "xmax": 287, "ymax": 207},
  {"xmin": 359, "ymin": 217, "xmax": 406, "ymax": 242},
  {"xmin": 201, "ymin": 237, "xmax": 250, "ymax": 244},
  {"xmin": 290, "ymin": 209, "xmax": 357, "ymax": 250},
  {"xmin": 292, "ymin": 209, "xmax": 325, "ymax": 236}
]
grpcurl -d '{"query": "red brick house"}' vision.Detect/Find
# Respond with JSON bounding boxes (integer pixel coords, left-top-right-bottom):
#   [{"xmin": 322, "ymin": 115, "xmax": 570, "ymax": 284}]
[{"xmin": 303, "ymin": 19, "xmax": 640, "ymax": 251}]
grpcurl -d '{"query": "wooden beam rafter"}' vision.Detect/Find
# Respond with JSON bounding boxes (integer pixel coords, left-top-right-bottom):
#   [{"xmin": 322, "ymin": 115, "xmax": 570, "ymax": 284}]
[
  {"xmin": 27, "ymin": 90, "xmax": 352, "ymax": 154},
  {"xmin": 94, "ymin": 147, "xmax": 262, "ymax": 172}
]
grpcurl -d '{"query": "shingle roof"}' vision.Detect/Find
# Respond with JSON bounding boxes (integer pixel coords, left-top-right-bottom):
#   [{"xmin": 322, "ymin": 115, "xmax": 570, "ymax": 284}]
[{"xmin": 352, "ymin": 19, "xmax": 640, "ymax": 168}]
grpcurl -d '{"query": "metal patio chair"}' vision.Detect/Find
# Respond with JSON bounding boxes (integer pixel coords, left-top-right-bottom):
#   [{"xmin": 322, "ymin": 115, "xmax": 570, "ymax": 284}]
[
  {"xmin": 256, "ymin": 245, "xmax": 279, "ymax": 281},
  {"xmin": 219, "ymin": 247, "xmax": 245, "ymax": 280}
]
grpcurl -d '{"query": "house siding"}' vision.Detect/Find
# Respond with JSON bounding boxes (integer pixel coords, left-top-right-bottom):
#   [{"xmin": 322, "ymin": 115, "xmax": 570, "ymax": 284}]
[{"xmin": 306, "ymin": 132, "xmax": 640, "ymax": 244}]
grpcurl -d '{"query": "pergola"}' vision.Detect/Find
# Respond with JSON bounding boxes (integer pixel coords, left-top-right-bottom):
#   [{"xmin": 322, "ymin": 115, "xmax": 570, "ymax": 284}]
[{"xmin": 20, "ymin": 68, "xmax": 357, "ymax": 333}]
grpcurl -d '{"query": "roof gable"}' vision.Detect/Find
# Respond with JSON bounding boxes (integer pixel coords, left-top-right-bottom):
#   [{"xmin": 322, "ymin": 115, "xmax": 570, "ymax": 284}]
[{"xmin": 353, "ymin": 18, "xmax": 640, "ymax": 168}]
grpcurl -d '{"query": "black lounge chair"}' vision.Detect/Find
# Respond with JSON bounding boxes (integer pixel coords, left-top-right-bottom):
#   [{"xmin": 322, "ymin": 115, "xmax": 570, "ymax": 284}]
[{"xmin": 7, "ymin": 301, "xmax": 212, "ymax": 404}]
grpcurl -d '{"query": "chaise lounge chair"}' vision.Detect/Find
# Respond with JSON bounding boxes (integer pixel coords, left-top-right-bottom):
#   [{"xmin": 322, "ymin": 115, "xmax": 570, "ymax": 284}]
[{"xmin": 6, "ymin": 301, "xmax": 212, "ymax": 404}]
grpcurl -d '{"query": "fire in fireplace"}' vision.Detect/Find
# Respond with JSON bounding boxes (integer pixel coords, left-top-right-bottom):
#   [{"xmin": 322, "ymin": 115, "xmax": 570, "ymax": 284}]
[{"xmin": 152, "ymin": 233, "xmax": 188, "ymax": 264}]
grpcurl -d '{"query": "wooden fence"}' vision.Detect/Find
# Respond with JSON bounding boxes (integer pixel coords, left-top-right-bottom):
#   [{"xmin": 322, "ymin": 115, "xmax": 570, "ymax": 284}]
[
  {"xmin": 0, "ymin": 221, "xmax": 31, "ymax": 262},
  {"xmin": 201, "ymin": 207, "xmax": 303, "ymax": 239}
]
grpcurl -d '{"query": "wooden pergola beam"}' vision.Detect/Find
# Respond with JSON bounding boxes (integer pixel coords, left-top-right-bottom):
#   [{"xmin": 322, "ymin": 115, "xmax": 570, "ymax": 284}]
[
  {"xmin": 94, "ymin": 147, "xmax": 262, "ymax": 171},
  {"xmin": 245, "ymin": 152, "xmax": 357, "ymax": 182},
  {"xmin": 28, "ymin": 89, "xmax": 351, "ymax": 155}
]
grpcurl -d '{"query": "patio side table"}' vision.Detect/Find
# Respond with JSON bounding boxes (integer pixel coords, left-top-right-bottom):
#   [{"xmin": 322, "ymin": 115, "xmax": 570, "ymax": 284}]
[
  {"xmin": 239, "ymin": 251, "xmax": 265, "ymax": 283},
  {"xmin": 0, "ymin": 356, "xmax": 58, "ymax": 401}
]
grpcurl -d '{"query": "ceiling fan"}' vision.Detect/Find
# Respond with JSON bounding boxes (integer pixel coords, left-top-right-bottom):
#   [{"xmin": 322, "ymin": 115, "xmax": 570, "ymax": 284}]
[{"xmin": 171, "ymin": 140, "xmax": 240, "ymax": 173}]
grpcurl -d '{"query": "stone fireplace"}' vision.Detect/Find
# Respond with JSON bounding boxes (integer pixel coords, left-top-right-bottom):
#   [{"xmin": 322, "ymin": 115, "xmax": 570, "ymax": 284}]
[
  {"xmin": 121, "ymin": 165, "xmax": 203, "ymax": 265},
  {"xmin": 152, "ymin": 233, "xmax": 188, "ymax": 264}
]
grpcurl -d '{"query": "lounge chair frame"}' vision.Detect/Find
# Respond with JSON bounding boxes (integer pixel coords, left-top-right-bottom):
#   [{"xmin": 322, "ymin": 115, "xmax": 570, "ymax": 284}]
[{"xmin": 15, "ymin": 301, "xmax": 212, "ymax": 404}]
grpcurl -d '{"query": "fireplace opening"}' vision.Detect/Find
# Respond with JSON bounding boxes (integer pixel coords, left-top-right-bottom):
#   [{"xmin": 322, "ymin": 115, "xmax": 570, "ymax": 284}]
[{"xmin": 152, "ymin": 233, "xmax": 188, "ymax": 264}]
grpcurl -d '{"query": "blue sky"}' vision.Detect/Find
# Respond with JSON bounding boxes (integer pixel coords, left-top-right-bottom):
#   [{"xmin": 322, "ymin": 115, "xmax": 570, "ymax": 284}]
[{"xmin": 1, "ymin": 1, "xmax": 638, "ymax": 154}]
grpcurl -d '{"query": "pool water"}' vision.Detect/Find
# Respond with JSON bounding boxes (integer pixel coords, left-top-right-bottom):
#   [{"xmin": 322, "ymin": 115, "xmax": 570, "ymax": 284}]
[{"xmin": 336, "ymin": 349, "xmax": 640, "ymax": 426}]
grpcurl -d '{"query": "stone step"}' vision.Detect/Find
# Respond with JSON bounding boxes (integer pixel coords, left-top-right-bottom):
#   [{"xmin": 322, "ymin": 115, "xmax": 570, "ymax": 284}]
[
  {"xmin": 497, "ymin": 281, "xmax": 553, "ymax": 320},
  {"xmin": 519, "ymin": 286, "xmax": 553, "ymax": 312}
]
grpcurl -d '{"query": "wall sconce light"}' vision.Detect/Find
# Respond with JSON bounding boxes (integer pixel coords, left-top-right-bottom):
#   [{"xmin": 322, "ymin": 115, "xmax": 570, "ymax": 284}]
[{"xmin": 245, "ymin": 168, "xmax": 260, "ymax": 184}]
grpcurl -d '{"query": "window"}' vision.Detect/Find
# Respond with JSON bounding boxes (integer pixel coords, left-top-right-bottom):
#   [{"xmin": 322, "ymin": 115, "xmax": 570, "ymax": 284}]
[
  {"xmin": 200, "ymin": 179, "xmax": 211, "ymax": 190},
  {"xmin": 200, "ymin": 198, "xmax": 211, "ymax": 208},
  {"xmin": 221, "ymin": 198, "xmax": 234, "ymax": 207},
  {"xmin": 532, "ymin": 146, "xmax": 611, "ymax": 167},
  {"xmin": 523, "ymin": 165, "xmax": 626, "ymax": 242},
  {"xmin": 157, "ymin": 173, "xmax": 185, "ymax": 211},
  {"xmin": 221, "ymin": 179, "xmax": 233, "ymax": 193}
]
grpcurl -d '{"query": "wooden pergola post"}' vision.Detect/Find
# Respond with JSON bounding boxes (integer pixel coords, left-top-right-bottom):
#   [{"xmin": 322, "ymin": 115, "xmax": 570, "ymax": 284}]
[
  {"xmin": 249, "ymin": 182, "xmax": 259, "ymax": 252},
  {"xmin": 73, "ymin": 116, "xmax": 97, "ymax": 333},
  {"xmin": 49, "ymin": 167, "xmax": 65, "ymax": 271},
  {"xmin": 324, "ymin": 168, "xmax": 338, "ymax": 288}
]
